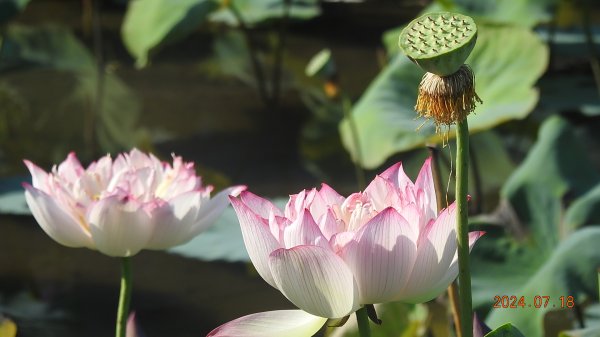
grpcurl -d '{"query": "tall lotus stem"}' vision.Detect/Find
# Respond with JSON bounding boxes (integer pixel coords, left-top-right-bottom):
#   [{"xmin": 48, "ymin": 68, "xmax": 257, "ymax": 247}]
[
  {"xmin": 399, "ymin": 12, "xmax": 482, "ymax": 337},
  {"xmin": 456, "ymin": 119, "xmax": 472, "ymax": 337},
  {"xmin": 356, "ymin": 307, "xmax": 371, "ymax": 337},
  {"xmin": 116, "ymin": 257, "xmax": 133, "ymax": 337},
  {"xmin": 429, "ymin": 146, "xmax": 462, "ymax": 336}
]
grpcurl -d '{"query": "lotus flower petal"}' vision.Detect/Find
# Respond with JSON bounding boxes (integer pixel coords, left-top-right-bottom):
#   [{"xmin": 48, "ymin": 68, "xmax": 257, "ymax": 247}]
[
  {"xmin": 404, "ymin": 230, "xmax": 484, "ymax": 303},
  {"xmin": 283, "ymin": 209, "xmax": 329, "ymax": 249},
  {"xmin": 269, "ymin": 245, "xmax": 358, "ymax": 318},
  {"xmin": 57, "ymin": 152, "xmax": 84, "ymax": 180},
  {"xmin": 364, "ymin": 175, "xmax": 398, "ymax": 212},
  {"xmin": 343, "ymin": 207, "xmax": 418, "ymax": 304},
  {"xmin": 415, "ymin": 158, "xmax": 437, "ymax": 220},
  {"xmin": 230, "ymin": 196, "xmax": 281, "ymax": 288},
  {"xmin": 87, "ymin": 194, "xmax": 153, "ymax": 257},
  {"xmin": 23, "ymin": 160, "xmax": 49, "ymax": 191},
  {"xmin": 399, "ymin": 203, "xmax": 458, "ymax": 301},
  {"xmin": 24, "ymin": 184, "xmax": 93, "ymax": 248},
  {"xmin": 207, "ymin": 310, "xmax": 327, "ymax": 337},
  {"xmin": 317, "ymin": 209, "xmax": 342, "ymax": 241},
  {"xmin": 194, "ymin": 185, "xmax": 246, "ymax": 233},
  {"xmin": 240, "ymin": 191, "xmax": 283, "ymax": 218},
  {"xmin": 145, "ymin": 191, "xmax": 202, "ymax": 249},
  {"xmin": 310, "ymin": 184, "xmax": 345, "ymax": 219}
]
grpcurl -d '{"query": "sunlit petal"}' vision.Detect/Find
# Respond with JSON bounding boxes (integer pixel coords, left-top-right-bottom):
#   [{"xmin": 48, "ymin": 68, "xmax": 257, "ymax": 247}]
[
  {"xmin": 240, "ymin": 190, "xmax": 283, "ymax": 218},
  {"xmin": 343, "ymin": 208, "xmax": 418, "ymax": 304},
  {"xmin": 283, "ymin": 209, "xmax": 329, "ymax": 249},
  {"xmin": 269, "ymin": 245, "xmax": 358, "ymax": 318},
  {"xmin": 207, "ymin": 310, "xmax": 327, "ymax": 337},
  {"xmin": 24, "ymin": 184, "xmax": 92, "ymax": 248},
  {"xmin": 194, "ymin": 185, "xmax": 247, "ymax": 232},
  {"xmin": 230, "ymin": 196, "xmax": 281, "ymax": 288},
  {"xmin": 87, "ymin": 195, "xmax": 152, "ymax": 257},
  {"xmin": 399, "ymin": 203, "xmax": 457, "ymax": 301}
]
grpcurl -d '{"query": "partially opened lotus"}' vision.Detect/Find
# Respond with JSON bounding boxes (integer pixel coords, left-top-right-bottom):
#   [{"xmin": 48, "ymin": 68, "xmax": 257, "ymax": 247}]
[{"xmin": 208, "ymin": 158, "xmax": 483, "ymax": 336}]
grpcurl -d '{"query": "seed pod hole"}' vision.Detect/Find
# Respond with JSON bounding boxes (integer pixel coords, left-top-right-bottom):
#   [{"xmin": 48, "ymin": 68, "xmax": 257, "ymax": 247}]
[{"xmin": 398, "ymin": 12, "xmax": 478, "ymax": 76}]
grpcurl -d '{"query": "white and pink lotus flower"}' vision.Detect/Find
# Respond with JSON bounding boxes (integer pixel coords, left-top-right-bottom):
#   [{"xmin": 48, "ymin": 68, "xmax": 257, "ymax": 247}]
[
  {"xmin": 23, "ymin": 149, "xmax": 245, "ymax": 257},
  {"xmin": 209, "ymin": 158, "xmax": 483, "ymax": 337}
]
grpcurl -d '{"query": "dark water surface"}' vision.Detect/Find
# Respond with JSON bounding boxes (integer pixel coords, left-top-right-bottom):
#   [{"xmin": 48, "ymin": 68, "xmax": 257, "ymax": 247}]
[{"xmin": 0, "ymin": 215, "xmax": 293, "ymax": 337}]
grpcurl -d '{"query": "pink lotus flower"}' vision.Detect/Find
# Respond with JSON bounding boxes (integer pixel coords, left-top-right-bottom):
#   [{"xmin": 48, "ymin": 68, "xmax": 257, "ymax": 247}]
[
  {"xmin": 208, "ymin": 159, "xmax": 483, "ymax": 337},
  {"xmin": 23, "ymin": 149, "xmax": 245, "ymax": 257}
]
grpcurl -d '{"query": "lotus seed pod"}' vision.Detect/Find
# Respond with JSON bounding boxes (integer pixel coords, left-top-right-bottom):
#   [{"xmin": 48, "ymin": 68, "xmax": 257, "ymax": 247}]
[{"xmin": 398, "ymin": 12, "xmax": 477, "ymax": 76}]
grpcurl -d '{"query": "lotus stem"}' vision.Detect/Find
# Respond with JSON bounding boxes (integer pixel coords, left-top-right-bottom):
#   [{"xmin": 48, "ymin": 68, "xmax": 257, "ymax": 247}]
[
  {"xmin": 429, "ymin": 146, "xmax": 463, "ymax": 336},
  {"xmin": 356, "ymin": 307, "xmax": 372, "ymax": 337},
  {"xmin": 116, "ymin": 257, "xmax": 133, "ymax": 337},
  {"xmin": 456, "ymin": 119, "xmax": 472, "ymax": 337}
]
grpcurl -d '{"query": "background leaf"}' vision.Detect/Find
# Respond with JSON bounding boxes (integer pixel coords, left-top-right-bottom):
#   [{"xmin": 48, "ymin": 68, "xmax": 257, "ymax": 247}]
[
  {"xmin": 483, "ymin": 227, "xmax": 600, "ymax": 336},
  {"xmin": 121, "ymin": 0, "xmax": 219, "ymax": 68},
  {"xmin": 209, "ymin": 0, "xmax": 320, "ymax": 26},
  {"xmin": 0, "ymin": 24, "xmax": 94, "ymax": 72},
  {"xmin": 340, "ymin": 23, "xmax": 548, "ymax": 169},
  {"xmin": 0, "ymin": 24, "xmax": 142, "ymax": 157},
  {"xmin": 436, "ymin": 0, "xmax": 556, "ymax": 28},
  {"xmin": 470, "ymin": 117, "xmax": 600, "ymax": 336},
  {"xmin": 484, "ymin": 323, "xmax": 526, "ymax": 337},
  {"xmin": 500, "ymin": 116, "xmax": 600, "ymax": 243},
  {"xmin": 560, "ymin": 326, "xmax": 600, "ymax": 337}
]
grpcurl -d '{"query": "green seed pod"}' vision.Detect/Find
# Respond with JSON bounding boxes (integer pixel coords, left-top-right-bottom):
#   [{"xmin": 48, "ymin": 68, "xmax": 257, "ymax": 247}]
[{"xmin": 398, "ymin": 12, "xmax": 477, "ymax": 76}]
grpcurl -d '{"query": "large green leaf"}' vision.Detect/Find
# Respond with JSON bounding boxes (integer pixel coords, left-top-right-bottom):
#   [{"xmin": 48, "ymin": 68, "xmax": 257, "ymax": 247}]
[
  {"xmin": 470, "ymin": 117, "xmax": 600, "ymax": 336},
  {"xmin": 64, "ymin": 73, "xmax": 142, "ymax": 153},
  {"xmin": 484, "ymin": 227, "xmax": 600, "ymax": 336},
  {"xmin": 501, "ymin": 116, "xmax": 600, "ymax": 245},
  {"xmin": 121, "ymin": 0, "xmax": 219, "ymax": 68},
  {"xmin": 209, "ymin": 0, "xmax": 320, "ymax": 26},
  {"xmin": 564, "ymin": 184, "xmax": 600, "ymax": 231},
  {"xmin": 560, "ymin": 326, "xmax": 600, "ymax": 337},
  {"xmin": 0, "ymin": 24, "xmax": 141, "ymax": 154},
  {"xmin": 484, "ymin": 323, "xmax": 526, "ymax": 337},
  {"xmin": 436, "ymin": 0, "xmax": 556, "ymax": 28},
  {"xmin": 340, "ymin": 23, "xmax": 548, "ymax": 169},
  {"xmin": 199, "ymin": 30, "xmax": 256, "ymax": 86},
  {"xmin": 0, "ymin": 24, "xmax": 94, "ymax": 72}
]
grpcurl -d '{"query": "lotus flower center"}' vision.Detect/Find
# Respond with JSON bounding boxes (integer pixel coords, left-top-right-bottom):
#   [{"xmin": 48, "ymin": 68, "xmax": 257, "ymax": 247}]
[{"xmin": 342, "ymin": 193, "xmax": 376, "ymax": 231}]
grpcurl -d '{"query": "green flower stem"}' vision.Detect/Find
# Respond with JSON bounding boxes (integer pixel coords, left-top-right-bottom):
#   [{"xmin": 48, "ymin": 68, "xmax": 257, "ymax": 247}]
[
  {"xmin": 456, "ymin": 119, "xmax": 473, "ymax": 337},
  {"xmin": 116, "ymin": 257, "xmax": 133, "ymax": 337},
  {"xmin": 356, "ymin": 307, "xmax": 372, "ymax": 337}
]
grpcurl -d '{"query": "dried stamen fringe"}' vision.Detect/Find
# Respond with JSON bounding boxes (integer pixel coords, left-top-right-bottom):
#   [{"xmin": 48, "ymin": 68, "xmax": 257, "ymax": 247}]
[{"xmin": 415, "ymin": 64, "xmax": 482, "ymax": 126}]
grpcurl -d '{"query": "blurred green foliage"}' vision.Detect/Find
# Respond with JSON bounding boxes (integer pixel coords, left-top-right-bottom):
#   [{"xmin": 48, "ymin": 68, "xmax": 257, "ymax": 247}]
[{"xmin": 471, "ymin": 117, "xmax": 600, "ymax": 336}]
